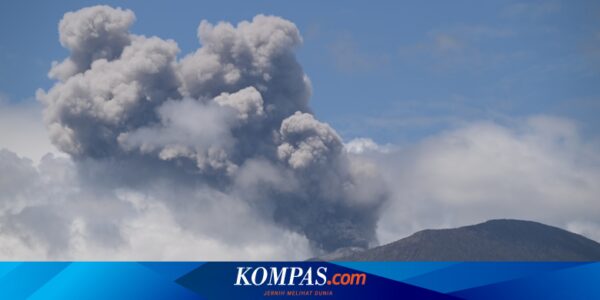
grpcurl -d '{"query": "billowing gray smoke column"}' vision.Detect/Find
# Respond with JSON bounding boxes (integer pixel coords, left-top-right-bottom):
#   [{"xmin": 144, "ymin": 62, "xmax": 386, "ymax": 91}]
[{"xmin": 38, "ymin": 5, "xmax": 388, "ymax": 252}]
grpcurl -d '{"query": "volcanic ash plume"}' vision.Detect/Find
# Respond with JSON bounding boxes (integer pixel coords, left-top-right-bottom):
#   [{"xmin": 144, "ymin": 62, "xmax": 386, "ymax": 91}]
[{"xmin": 37, "ymin": 5, "xmax": 388, "ymax": 253}]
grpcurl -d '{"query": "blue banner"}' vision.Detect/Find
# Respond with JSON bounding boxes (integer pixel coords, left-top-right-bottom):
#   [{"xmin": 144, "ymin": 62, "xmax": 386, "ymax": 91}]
[{"xmin": 0, "ymin": 262, "xmax": 598, "ymax": 299}]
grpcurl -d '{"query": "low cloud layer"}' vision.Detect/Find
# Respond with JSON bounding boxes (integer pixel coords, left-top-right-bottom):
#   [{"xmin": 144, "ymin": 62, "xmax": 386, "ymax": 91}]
[
  {"xmin": 363, "ymin": 115, "xmax": 600, "ymax": 244},
  {"xmin": 0, "ymin": 100, "xmax": 61, "ymax": 163},
  {"xmin": 1, "ymin": 6, "xmax": 599, "ymax": 260},
  {"xmin": 5, "ymin": 110, "xmax": 600, "ymax": 259},
  {"xmin": 0, "ymin": 149, "xmax": 312, "ymax": 259}
]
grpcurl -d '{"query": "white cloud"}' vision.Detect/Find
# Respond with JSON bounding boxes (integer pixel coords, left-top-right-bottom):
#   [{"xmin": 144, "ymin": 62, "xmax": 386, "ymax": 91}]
[
  {"xmin": 0, "ymin": 148, "xmax": 312, "ymax": 260},
  {"xmin": 0, "ymin": 99, "xmax": 62, "ymax": 164},
  {"xmin": 345, "ymin": 138, "xmax": 392, "ymax": 154},
  {"xmin": 374, "ymin": 115, "xmax": 600, "ymax": 244}
]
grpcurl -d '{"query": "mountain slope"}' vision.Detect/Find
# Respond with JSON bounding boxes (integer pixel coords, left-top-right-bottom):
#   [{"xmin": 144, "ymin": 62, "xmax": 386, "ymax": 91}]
[{"xmin": 333, "ymin": 219, "xmax": 600, "ymax": 261}]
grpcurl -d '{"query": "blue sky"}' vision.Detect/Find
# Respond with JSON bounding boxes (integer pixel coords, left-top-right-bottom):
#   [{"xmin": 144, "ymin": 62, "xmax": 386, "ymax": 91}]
[{"xmin": 1, "ymin": 0, "xmax": 599, "ymax": 144}]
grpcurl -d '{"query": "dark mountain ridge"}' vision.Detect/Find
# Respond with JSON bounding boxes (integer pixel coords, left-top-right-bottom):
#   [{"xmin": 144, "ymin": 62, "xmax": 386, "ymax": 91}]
[{"xmin": 324, "ymin": 219, "xmax": 600, "ymax": 261}]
